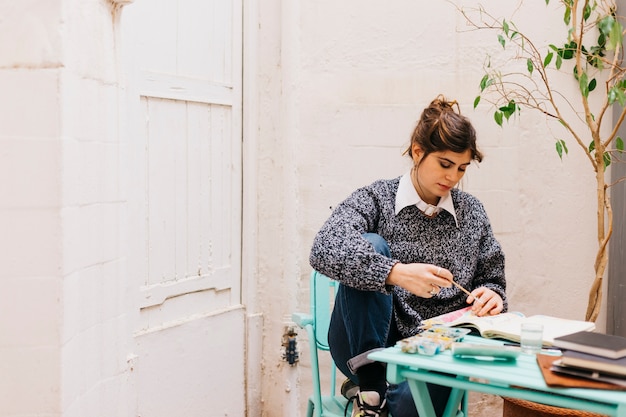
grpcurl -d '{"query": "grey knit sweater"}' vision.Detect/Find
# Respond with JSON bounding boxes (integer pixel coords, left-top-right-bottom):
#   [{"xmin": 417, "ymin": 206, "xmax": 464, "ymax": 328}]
[{"xmin": 309, "ymin": 176, "xmax": 507, "ymax": 337}]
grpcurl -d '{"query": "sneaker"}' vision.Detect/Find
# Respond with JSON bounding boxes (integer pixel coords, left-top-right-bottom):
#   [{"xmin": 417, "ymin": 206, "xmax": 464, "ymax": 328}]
[
  {"xmin": 340, "ymin": 378, "xmax": 359, "ymax": 400},
  {"xmin": 347, "ymin": 390, "xmax": 388, "ymax": 417}
]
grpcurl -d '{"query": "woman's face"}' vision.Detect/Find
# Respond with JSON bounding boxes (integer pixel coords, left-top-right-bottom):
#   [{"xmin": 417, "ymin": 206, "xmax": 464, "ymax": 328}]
[{"xmin": 412, "ymin": 144, "xmax": 472, "ymax": 205}]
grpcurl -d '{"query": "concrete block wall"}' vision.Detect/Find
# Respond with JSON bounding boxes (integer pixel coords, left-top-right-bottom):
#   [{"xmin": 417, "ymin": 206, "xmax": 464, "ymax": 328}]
[
  {"xmin": 0, "ymin": 1, "xmax": 64, "ymax": 415},
  {"xmin": 0, "ymin": 1, "xmax": 133, "ymax": 416},
  {"xmin": 60, "ymin": 1, "xmax": 133, "ymax": 416}
]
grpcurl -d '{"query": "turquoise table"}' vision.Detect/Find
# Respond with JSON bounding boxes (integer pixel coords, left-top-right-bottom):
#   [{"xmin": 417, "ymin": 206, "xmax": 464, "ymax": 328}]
[{"xmin": 368, "ymin": 335, "xmax": 626, "ymax": 417}]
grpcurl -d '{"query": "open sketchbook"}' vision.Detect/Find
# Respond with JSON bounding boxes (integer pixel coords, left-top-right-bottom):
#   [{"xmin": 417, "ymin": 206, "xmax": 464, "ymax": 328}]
[{"xmin": 421, "ymin": 307, "xmax": 596, "ymax": 345}]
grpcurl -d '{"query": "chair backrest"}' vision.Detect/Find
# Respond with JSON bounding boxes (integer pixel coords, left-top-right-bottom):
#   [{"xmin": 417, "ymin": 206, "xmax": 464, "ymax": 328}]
[
  {"xmin": 297, "ymin": 271, "xmax": 466, "ymax": 417},
  {"xmin": 311, "ymin": 270, "xmax": 338, "ymax": 352},
  {"xmin": 290, "ymin": 270, "xmax": 347, "ymax": 417}
]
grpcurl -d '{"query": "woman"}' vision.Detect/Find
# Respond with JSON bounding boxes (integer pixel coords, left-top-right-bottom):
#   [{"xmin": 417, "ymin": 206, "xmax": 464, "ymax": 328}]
[{"xmin": 309, "ymin": 95, "xmax": 507, "ymax": 417}]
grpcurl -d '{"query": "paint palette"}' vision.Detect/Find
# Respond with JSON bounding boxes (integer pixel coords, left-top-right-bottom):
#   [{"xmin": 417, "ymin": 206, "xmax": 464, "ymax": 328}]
[{"xmin": 397, "ymin": 326, "xmax": 471, "ymax": 355}]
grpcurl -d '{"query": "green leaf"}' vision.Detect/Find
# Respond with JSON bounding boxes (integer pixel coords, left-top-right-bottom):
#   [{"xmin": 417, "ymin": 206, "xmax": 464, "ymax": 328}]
[
  {"xmin": 579, "ymin": 72, "xmax": 590, "ymax": 97},
  {"xmin": 609, "ymin": 21, "xmax": 623, "ymax": 50},
  {"xmin": 494, "ymin": 111, "xmax": 503, "ymax": 126},
  {"xmin": 498, "ymin": 100, "xmax": 517, "ymax": 121},
  {"xmin": 473, "ymin": 96, "xmax": 481, "ymax": 109},
  {"xmin": 556, "ymin": 139, "xmax": 569, "ymax": 159},
  {"xmin": 556, "ymin": 54, "xmax": 562, "ymax": 69},
  {"xmin": 556, "ymin": 141, "xmax": 564, "ymax": 159},
  {"xmin": 589, "ymin": 58, "xmax": 604, "ymax": 71},
  {"xmin": 617, "ymin": 89, "xmax": 626, "ymax": 106},
  {"xmin": 588, "ymin": 78, "xmax": 597, "ymax": 92},
  {"xmin": 587, "ymin": 43, "xmax": 605, "ymax": 69},
  {"xmin": 560, "ymin": 41, "xmax": 577, "ymax": 60},
  {"xmin": 502, "ymin": 19, "xmax": 509, "ymax": 36},
  {"xmin": 608, "ymin": 87, "xmax": 618, "ymax": 104},
  {"xmin": 607, "ymin": 85, "xmax": 626, "ymax": 107},
  {"xmin": 527, "ymin": 58, "xmax": 533, "ymax": 74},
  {"xmin": 564, "ymin": 5, "xmax": 571, "ymax": 24},
  {"xmin": 617, "ymin": 137, "xmax": 624, "ymax": 152},
  {"xmin": 583, "ymin": 3, "xmax": 591, "ymax": 20},
  {"xmin": 498, "ymin": 34, "xmax": 506, "ymax": 48},
  {"xmin": 598, "ymin": 16, "xmax": 615, "ymax": 37},
  {"xmin": 589, "ymin": 140, "xmax": 595, "ymax": 153},
  {"xmin": 543, "ymin": 52, "xmax": 553, "ymax": 67},
  {"xmin": 604, "ymin": 152, "xmax": 611, "ymax": 168},
  {"xmin": 479, "ymin": 74, "xmax": 490, "ymax": 92}
]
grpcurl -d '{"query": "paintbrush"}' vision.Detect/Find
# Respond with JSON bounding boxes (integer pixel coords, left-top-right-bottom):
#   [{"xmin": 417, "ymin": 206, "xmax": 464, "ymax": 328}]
[{"xmin": 450, "ymin": 280, "xmax": 483, "ymax": 304}]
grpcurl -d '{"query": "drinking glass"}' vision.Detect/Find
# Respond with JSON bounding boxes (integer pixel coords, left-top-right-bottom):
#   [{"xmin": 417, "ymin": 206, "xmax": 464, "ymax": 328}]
[{"xmin": 520, "ymin": 323, "xmax": 543, "ymax": 354}]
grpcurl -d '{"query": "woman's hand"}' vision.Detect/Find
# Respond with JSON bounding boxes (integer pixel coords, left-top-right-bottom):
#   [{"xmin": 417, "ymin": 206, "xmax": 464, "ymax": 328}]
[
  {"xmin": 468, "ymin": 287, "xmax": 503, "ymax": 316},
  {"xmin": 386, "ymin": 262, "xmax": 452, "ymax": 298}
]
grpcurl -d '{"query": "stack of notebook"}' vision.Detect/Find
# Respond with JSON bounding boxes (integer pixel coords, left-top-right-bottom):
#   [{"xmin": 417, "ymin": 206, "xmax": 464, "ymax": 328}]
[{"xmin": 549, "ymin": 331, "xmax": 626, "ymax": 386}]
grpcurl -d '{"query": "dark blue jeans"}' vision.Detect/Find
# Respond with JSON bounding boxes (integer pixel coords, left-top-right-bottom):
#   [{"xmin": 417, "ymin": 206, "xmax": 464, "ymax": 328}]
[{"xmin": 327, "ymin": 233, "xmax": 451, "ymax": 417}]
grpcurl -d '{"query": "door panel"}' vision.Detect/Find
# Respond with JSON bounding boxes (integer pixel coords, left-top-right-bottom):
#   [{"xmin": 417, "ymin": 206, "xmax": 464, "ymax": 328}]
[
  {"xmin": 121, "ymin": 0, "xmax": 243, "ymax": 414},
  {"xmin": 135, "ymin": 309, "xmax": 245, "ymax": 416}
]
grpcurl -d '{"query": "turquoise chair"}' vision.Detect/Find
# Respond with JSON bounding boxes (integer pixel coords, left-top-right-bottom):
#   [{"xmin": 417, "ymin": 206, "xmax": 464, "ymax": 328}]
[
  {"xmin": 293, "ymin": 271, "xmax": 349, "ymax": 417},
  {"xmin": 293, "ymin": 270, "xmax": 467, "ymax": 417}
]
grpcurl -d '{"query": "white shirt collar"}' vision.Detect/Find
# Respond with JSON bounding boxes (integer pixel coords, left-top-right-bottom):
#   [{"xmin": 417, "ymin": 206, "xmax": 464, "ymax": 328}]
[{"xmin": 395, "ymin": 172, "xmax": 458, "ymax": 227}]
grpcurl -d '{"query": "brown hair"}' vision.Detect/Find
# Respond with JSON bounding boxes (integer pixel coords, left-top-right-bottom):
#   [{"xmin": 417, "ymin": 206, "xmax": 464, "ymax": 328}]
[{"xmin": 405, "ymin": 95, "xmax": 483, "ymax": 163}]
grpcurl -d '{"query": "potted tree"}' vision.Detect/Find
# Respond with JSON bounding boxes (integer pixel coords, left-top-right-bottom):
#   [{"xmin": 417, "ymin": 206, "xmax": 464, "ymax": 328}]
[
  {"xmin": 459, "ymin": 0, "xmax": 624, "ymax": 323},
  {"xmin": 457, "ymin": 1, "xmax": 625, "ymax": 415}
]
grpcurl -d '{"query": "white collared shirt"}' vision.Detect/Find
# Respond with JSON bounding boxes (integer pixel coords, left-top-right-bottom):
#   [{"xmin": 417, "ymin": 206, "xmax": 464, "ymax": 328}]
[{"xmin": 395, "ymin": 172, "xmax": 459, "ymax": 227}]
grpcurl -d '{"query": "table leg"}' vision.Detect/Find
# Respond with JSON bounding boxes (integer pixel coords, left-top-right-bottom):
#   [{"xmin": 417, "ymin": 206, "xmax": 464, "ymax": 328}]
[
  {"xmin": 405, "ymin": 379, "xmax": 465, "ymax": 417},
  {"xmin": 443, "ymin": 388, "xmax": 465, "ymax": 417},
  {"xmin": 406, "ymin": 379, "xmax": 437, "ymax": 417}
]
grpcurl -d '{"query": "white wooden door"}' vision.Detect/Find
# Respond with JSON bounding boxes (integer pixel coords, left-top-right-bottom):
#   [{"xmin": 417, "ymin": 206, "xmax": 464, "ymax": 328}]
[{"xmin": 120, "ymin": 1, "xmax": 244, "ymax": 415}]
